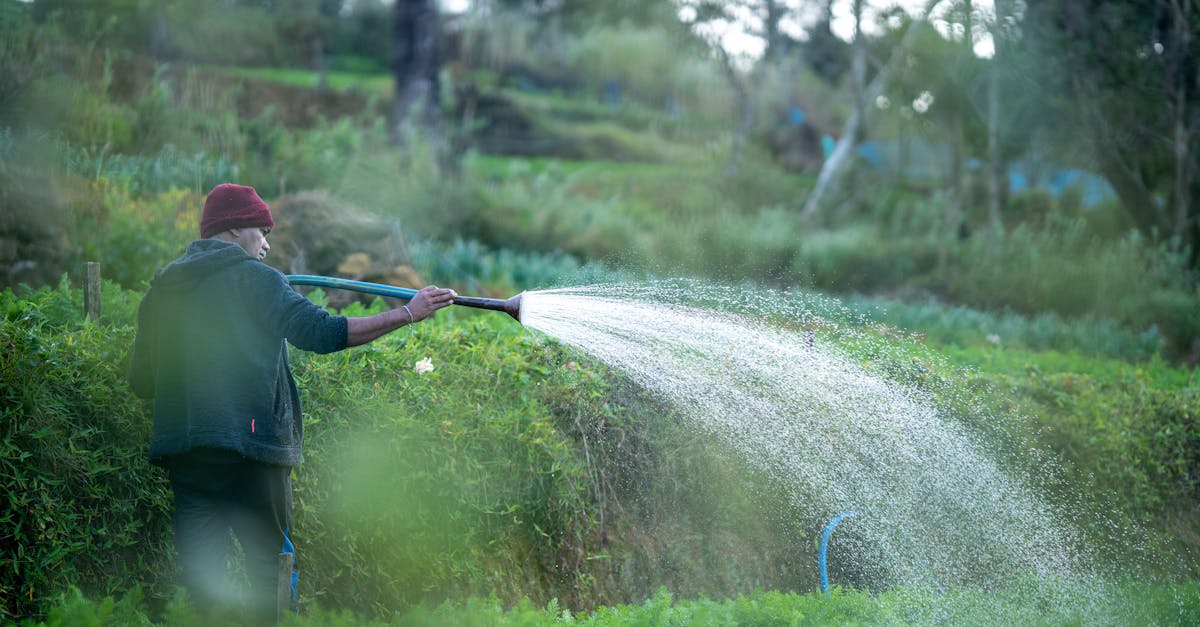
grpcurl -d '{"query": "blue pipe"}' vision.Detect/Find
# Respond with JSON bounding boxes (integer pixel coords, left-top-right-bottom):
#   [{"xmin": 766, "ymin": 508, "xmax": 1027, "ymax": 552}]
[
  {"xmin": 286, "ymin": 275, "xmax": 525, "ymax": 322},
  {"xmin": 819, "ymin": 510, "xmax": 856, "ymax": 593},
  {"xmin": 287, "ymin": 274, "xmax": 419, "ymax": 300}
]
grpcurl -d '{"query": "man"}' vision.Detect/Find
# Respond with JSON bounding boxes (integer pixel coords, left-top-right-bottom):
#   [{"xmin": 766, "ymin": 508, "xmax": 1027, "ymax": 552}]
[{"xmin": 128, "ymin": 183, "xmax": 455, "ymax": 622}]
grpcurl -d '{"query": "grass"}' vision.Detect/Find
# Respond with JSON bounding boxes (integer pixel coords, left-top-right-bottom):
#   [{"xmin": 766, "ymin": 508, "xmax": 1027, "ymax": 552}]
[
  {"xmin": 229, "ymin": 67, "xmax": 392, "ymax": 95},
  {"xmin": 31, "ymin": 581, "xmax": 1200, "ymax": 626}
]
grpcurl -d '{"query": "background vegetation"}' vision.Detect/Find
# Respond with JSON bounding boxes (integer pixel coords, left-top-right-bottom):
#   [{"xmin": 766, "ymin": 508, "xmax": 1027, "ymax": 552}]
[{"xmin": 2, "ymin": 0, "xmax": 1198, "ymax": 623}]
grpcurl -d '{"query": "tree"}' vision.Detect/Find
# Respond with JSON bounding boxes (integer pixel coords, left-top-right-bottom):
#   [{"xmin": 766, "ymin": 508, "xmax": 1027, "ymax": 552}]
[
  {"xmin": 678, "ymin": 0, "xmax": 794, "ymax": 177},
  {"xmin": 1023, "ymin": 0, "xmax": 1200, "ymax": 261},
  {"xmin": 984, "ymin": 0, "xmax": 1017, "ymax": 231},
  {"xmin": 914, "ymin": 0, "xmax": 989, "ymax": 238},
  {"xmin": 393, "ymin": 0, "xmax": 442, "ymax": 145},
  {"xmin": 801, "ymin": 0, "xmax": 850, "ymax": 86},
  {"xmin": 272, "ymin": 0, "xmax": 344, "ymax": 89},
  {"xmin": 801, "ymin": 0, "xmax": 943, "ymax": 222}
]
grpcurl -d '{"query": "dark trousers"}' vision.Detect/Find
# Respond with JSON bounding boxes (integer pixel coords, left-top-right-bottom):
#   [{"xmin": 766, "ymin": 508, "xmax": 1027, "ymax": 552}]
[{"xmin": 167, "ymin": 448, "xmax": 295, "ymax": 624}]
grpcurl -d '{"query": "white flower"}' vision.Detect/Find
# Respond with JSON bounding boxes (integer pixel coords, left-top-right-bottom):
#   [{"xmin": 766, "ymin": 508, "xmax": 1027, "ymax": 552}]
[
  {"xmin": 414, "ymin": 357, "xmax": 435, "ymax": 374},
  {"xmin": 986, "ymin": 334, "xmax": 1002, "ymax": 346}
]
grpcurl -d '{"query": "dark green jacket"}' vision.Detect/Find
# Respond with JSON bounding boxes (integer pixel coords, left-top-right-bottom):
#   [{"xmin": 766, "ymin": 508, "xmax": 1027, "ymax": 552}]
[{"xmin": 130, "ymin": 239, "xmax": 348, "ymax": 466}]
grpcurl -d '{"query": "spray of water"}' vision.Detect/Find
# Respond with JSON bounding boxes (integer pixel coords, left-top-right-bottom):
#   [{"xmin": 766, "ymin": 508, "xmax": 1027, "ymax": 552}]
[{"xmin": 517, "ymin": 280, "xmax": 1128, "ymax": 615}]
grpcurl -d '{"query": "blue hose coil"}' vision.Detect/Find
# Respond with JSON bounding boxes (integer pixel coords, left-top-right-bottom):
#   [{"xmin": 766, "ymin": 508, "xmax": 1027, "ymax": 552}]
[{"xmin": 819, "ymin": 510, "xmax": 856, "ymax": 593}]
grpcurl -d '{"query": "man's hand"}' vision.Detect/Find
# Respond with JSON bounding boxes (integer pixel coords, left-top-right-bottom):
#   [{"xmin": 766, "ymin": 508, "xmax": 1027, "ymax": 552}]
[
  {"xmin": 406, "ymin": 285, "xmax": 457, "ymax": 322},
  {"xmin": 345, "ymin": 285, "xmax": 457, "ymax": 347}
]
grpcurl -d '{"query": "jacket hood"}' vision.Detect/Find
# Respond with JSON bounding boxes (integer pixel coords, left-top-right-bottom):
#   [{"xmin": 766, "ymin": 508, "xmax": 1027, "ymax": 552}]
[{"xmin": 151, "ymin": 239, "xmax": 255, "ymax": 290}]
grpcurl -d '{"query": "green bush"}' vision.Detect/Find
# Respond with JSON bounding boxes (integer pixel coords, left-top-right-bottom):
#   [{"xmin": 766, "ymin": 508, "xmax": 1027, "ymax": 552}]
[
  {"xmin": 289, "ymin": 298, "xmax": 596, "ymax": 611},
  {"xmin": 1006, "ymin": 357, "xmax": 1199, "ymax": 519},
  {"xmin": 0, "ymin": 2, "xmax": 49, "ymax": 128},
  {"xmin": 0, "ymin": 279, "xmax": 175, "ymax": 621},
  {"xmin": 942, "ymin": 220, "xmax": 1199, "ymax": 358},
  {"xmin": 791, "ymin": 226, "xmax": 940, "ymax": 293},
  {"xmin": 73, "ymin": 186, "xmax": 198, "ymax": 289},
  {"xmin": 890, "ymin": 339, "xmax": 1200, "ymax": 571},
  {"xmin": 154, "ymin": 4, "xmax": 296, "ymax": 67},
  {"xmin": 838, "ymin": 294, "xmax": 1165, "ymax": 362},
  {"xmin": 290, "ymin": 296, "xmax": 805, "ymax": 614},
  {"xmin": 258, "ymin": 116, "xmax": 370, "ymax": 197}
]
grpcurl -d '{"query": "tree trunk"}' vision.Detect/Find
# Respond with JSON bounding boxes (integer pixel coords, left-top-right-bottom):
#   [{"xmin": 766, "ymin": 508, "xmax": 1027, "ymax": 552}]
[
  {"xmin": 149, "ymin": 9, "xmax": 171, "ymax": 60},
  {"xmin": 850, "ymin": 0, "xmax": 867, "ymax": 137},
  {"xmin": 947, "ymin": 111, "xmax": 964, "ymax": 237},
  {"xmin": 1072, "ymin": 73, "xmax": 1169, "ymax": 235},
  {"xmin": 802, "ymin": 0, "xmax": 943, "ymax": 222},
  {"xmin": 986, "ymin": 0, "xmax": 1011, "ymax": 232},
  {"xmin": 313, "ymin": 35, "xmax": 328, "ymax": 92},
  {"xmin": 986, "ymin": 61, "xmax": 1003, "ymax": 230},
  {"xmin": 719, "ymin": 0, "xmax": 785, "ymax": 179},
  {"xmin": 1172, "ymin": 81, "xmax": 1191, "ymax": 241},
  {"xmin": 1168, "ymin": 0, "xmax": 1195, "ymax": 245},
  {"xmin": 717, "ymin": 46, "xmax": 755, "ymax": 179},
  {"xmin": 947, "ymin": 0, "xmax": 972, "ymax": 238},
  {"xmin": 762, "ymin": 0, "xmax": 785, "ymax": 68},
  {"xmin": 393, "ymin": 0, "xmax": 442, "ymax": 145}
]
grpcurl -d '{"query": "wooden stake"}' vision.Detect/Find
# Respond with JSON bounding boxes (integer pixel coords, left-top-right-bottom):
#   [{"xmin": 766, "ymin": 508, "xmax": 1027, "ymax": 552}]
[
  {"xmin": 84, "ymin": 262, "xmax": 101, "ymax": 321},
  {"xmin": 277, "ymin": 551, "xmax": 295, "ymax": 620}
]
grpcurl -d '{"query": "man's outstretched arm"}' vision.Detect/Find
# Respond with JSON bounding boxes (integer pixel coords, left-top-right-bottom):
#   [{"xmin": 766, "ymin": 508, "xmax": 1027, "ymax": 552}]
[{"xmin": 345, "ymin": 285, "xmax": 456, "ymax": 347}]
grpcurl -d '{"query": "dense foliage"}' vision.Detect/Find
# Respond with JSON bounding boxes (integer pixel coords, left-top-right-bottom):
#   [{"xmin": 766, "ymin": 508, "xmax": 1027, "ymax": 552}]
[
  {"xmin": 0, "ymin": 280, "xmax": 173, "ymax": 621},
  {"xmin": 4, "ymin": 275, "xmax": 1198, "ymax": 621},
  {"xmin": 3, "ymin": 0, "xmax": 1199, "ymax": 623},
  {"xmin": 0, "ymin": 281, "xmax": 813, "ymax": 620}
]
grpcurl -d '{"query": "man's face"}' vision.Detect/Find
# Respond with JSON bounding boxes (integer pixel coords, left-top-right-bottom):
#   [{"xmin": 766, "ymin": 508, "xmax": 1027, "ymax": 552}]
[{"xmin": 231, "ymin": 227, "xmax": 271, "ymax": 260}]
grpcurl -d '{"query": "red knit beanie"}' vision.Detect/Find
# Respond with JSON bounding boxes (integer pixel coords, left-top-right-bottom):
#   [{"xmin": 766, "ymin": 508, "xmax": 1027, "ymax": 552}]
[{"xmin": 200, "ymin": 183, "xmax": 275, "ymax": 239}]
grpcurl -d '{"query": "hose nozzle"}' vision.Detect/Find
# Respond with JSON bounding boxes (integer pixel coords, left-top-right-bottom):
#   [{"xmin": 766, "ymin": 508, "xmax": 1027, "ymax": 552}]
[{"xmin": 452, "ymin": 292, "xmax": 524, "ymax": 323}]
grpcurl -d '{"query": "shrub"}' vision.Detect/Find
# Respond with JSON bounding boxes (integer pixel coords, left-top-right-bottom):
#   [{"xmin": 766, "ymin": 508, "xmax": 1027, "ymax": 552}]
[
  {"xmin": 839, "ymin": 294, "xmax": 1165, "ymax": 362},
  {"xmin": 0, "ymin": 3, "xmax": 66, "ymax": 131},
  {"xmin": 74, "ymin": 185, "xmax": 198, "ymax": 289},
  {"xmin": 0, "ymin": 279, "xmax": 175, "ymax": 621},
  {"xmin": 896, "ymin": 339, "xmax": 1200, "ymax": 571},
  {"xmin": 158, "ymin": 4, "xmax": 296, "ymax": 67},
  {"xmin": 942, "ymin": 220, "xmax": 1199, "ymax": 358},
  {"xmin": 1010, "ymin": 358, "xmax": 1200, "ymax": 519},
  {"xmin": 791, "ymin": 226, "xmax": 939, "ymax": 293},
  {"xmin": 260, "ymin": 116, "xmax": 368, "ymax": 196}
]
